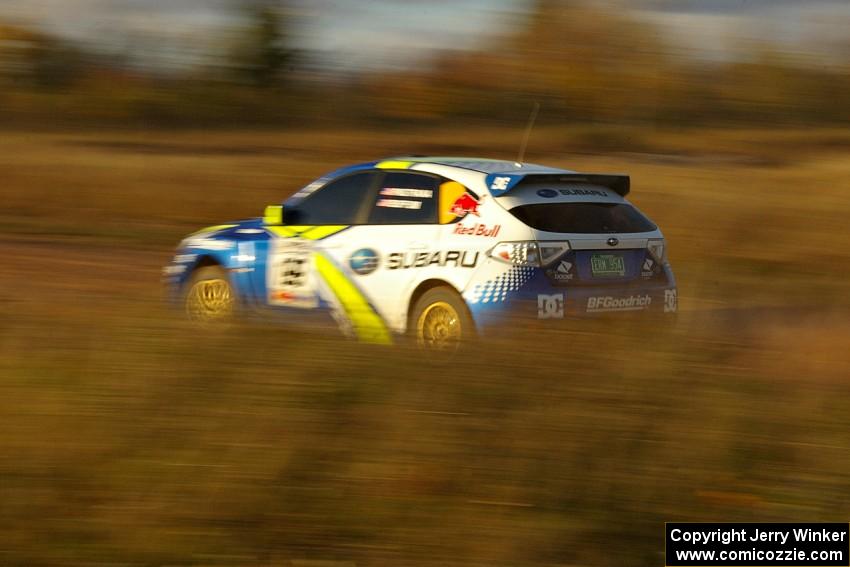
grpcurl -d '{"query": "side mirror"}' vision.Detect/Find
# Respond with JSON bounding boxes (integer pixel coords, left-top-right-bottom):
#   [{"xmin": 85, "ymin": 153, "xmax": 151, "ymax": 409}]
[{"xmin": 263, "ymin": 204, "xmax": 283, "ymax": 225}]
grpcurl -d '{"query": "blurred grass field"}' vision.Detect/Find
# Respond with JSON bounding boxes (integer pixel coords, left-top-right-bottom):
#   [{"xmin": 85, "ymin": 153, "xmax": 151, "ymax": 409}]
[{"xmin": 2, "ymin": 127, "xmax": 850, "ymax": 566}]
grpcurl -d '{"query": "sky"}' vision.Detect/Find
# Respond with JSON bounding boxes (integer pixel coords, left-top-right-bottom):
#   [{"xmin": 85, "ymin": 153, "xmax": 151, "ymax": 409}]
[
  {"xmin": 0, "ymin": 0, "xmax": 847, "ymax": 70},
  {"xmin": 634, "ymin": 0, "xmax": 850, "ymax": 63}
]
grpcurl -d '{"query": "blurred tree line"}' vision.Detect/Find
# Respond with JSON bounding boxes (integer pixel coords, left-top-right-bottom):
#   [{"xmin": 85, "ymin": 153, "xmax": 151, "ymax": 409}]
[{"xmin": 0, "ymin": 0, "xmax": 848, "ymax": 128}]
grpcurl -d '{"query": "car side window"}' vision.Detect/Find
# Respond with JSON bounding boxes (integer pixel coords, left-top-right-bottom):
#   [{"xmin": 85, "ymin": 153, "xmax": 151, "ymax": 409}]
[
  {"xmin": 367, "ymin": 172, "xmax": 440, "ymax": 225},
  {"xmin": 287, "ymin": 172, "xmax": 376, "ymax": 225}
]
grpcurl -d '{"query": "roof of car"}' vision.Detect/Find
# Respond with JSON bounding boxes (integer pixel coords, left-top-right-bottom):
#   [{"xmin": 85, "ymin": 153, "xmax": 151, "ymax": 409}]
[
  {"xmin": 285, "ymin": 157, "xmax": 628, "ymax": 204},
  {"xmin": 384, "ymin": 157, "xmax": 630, "ymax": 198},
  {"xmin": 383, "ymin": 156, "xmax": 576, "ymax": 175}
]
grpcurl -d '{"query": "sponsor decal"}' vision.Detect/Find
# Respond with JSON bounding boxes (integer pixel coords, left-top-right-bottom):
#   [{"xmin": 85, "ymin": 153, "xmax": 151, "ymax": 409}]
[
  {"xmin": 379, "ymin": 187, "xmax": 433, "ymax": 198},
  {"xmin": 269, "ymin": 290, "xmax": 314, "ymax": 305},
  {"xmin": 173, "ymin": 253, "xmax": 197, "ymax": 264},
  {"xmin": 440, "ymin": 181, "xmax": 482, "ymax": 224},
  {"xmin": 271, "ymin": 290, "xmax": 295, "ymax": 301},
  {"xmin": 490, "ymin": 176, "xmax": 512, "ymax": 191},
  {"xmin": 664, "ymin": 289, "xmax": 678, "ymax": 313},
  {"xmin": 267, "ymin": 242, "xmax": 317, "ymax": 308},
  {"xmin": 387, "ymin": 250, "xmax": 479, "ymax": 270},
  {"xmin": 538, "ymin": 294, "xmax": 564, "ymax": 319},
  {"xmin": 349, "ymin": 248, "xmax": 379, "ymax": 276},
  {"xmin": 377, "ymin": 198, "xmax": 422, "ymax": 209},
  {"xmin": 232, "ymin": 241, "xmax": 256, "ymax": 263},
  {"xmin": 290, "ymin": 179, "xmax": 326, "ymax": 201},
  {"xmin": 587, "ymin": 294, "xmax": 651, "ymax": 313},
  {"xmin": 486, "ymin": 173, "xmax": 522, "ymax": 195},
  {"xmin": 449, "ymin": 192, "xmax": 481, "ymax": 218},
  {"xmin": 549, "ymin": 260, "xmax": 574, "ymax": 281},
  {"xmin": 183, "ymin": 236, "xmax": 233, "ymax": 251},
  {"xmin": 275, "ymin": 254, "xmax": 307, "ymax": 287},
  {"xmin": 559, "ymin": 188, "xmax": 609, "ymax": 197},
  {"xmin": 536, "ymin": 188, "xmax": 558, "ymax": 198},
  {"xmin": 641, "ymin": 257, "xmax": 655, "ymax": 277},
  {"xmin": 453, "ymin": 223, "xmax": 501, "ymax": 238}
]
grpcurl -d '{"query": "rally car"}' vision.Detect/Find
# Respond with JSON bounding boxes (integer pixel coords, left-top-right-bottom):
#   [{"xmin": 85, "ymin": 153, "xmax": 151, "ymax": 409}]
[{"xmin": 163, "ymin": 157, "xmax": 677, "ymax": 349}]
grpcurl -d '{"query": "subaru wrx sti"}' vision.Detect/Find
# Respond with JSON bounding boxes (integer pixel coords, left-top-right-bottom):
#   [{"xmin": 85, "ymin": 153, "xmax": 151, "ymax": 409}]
[{"xmin": 163, "ymin": 157, "xmax": 677, "ymax": 349}]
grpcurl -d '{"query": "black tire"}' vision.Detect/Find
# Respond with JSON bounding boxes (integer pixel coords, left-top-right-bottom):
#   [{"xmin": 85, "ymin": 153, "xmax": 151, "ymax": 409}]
[
  {"xmin": 409, "ymin": 287, "xmax": 475, "ymax": 352},
  {"xmin": 183, "ymin": 265, "xmax": 235, "ymax": 324}
]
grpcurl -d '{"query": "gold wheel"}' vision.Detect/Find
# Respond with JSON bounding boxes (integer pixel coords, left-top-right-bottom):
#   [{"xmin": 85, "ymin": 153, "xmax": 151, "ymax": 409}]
[
  {"xmin": 186, "ymin": 277, "xmax": 233, "ymax": 322},
  {"xmin": 416, "ymin": 300, "xmax": 463, "ymax": 351}
]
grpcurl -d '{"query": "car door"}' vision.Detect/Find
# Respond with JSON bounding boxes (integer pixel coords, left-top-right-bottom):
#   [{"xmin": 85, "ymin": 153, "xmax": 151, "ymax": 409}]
[
  {"xmin": 317, "ymin": 170, "xmax": 443, "ymax": 334},
  {"xmin": 264, "ymin": 171, "xmax": 377, "ymax": 321}
]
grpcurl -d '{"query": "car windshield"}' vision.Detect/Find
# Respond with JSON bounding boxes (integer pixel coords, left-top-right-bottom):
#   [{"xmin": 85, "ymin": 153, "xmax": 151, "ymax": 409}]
[{"xmin": 509, "ymin": 202, "xmax": 657, "ymax": 234}]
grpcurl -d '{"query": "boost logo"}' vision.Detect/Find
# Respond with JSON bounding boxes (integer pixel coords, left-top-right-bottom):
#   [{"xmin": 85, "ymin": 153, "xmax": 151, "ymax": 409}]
[{"xmin": 349, "ymin": 248, "xmax": 379, "ymax": 275}]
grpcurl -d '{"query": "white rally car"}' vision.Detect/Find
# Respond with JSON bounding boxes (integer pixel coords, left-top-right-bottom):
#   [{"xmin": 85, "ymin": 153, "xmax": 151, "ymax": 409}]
[{"xmin": 163, "ymin": 157, "xmax": 677, "ymax": 349}]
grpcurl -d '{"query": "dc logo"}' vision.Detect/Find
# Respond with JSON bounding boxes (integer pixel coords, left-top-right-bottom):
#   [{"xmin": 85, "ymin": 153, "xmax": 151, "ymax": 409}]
[
  {"xmin": 491, "ymin": 176, "xmax": 511, "ymax": 191},
  {"xmin": 349, "ymin": 248, "xmax": 379, "ymax": 275},
  {"xmin": 537, "ymin": 293, "xmax": 564, "ymax": 319},
  {"xmin": 664, "ymin": 289, "xmax": 677, "ymax": 313}
]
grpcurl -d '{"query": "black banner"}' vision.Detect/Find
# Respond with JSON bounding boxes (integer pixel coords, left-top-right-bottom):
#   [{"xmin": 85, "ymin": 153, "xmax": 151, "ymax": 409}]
[{"xmin": 666, "ymin": 523, "xmax": 850, "ymax": 566}]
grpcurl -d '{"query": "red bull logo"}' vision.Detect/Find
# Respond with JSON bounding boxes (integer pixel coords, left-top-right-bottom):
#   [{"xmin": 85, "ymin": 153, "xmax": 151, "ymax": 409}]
[
  {"xmin": 449, "ymin": 192, "xmax": 481, "ymax": 218},
  {"xmin": 453, "ymin": 223, "xmax": 500, "ymax": 237}
]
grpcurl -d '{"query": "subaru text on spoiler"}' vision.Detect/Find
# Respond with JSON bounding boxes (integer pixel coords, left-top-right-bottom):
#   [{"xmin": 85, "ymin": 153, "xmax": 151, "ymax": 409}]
[{"xmin": 163, "ymin": 157, "xmax": 677, "ymax": 349}]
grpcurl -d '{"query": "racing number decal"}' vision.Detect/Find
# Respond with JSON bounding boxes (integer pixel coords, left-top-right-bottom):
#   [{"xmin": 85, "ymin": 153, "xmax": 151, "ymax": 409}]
[
  {"xmin": 267, "ymin": 241, "xmax": 317, "ymax": 308},
  {"xmin": 277, "ymin": 253, "xmax": 307, "ymax": 288}
]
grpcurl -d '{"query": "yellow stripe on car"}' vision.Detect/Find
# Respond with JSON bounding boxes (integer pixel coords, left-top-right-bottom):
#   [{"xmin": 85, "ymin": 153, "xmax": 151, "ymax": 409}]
[
  {"xmin": 376, "ymin": 160, "xmax": 413, "ymax": 170},
  {"xmin": 299, "ymin": 225, "xmax": 349, "ymax": 240},
  {"xmin": 266, "ymin": 226, "xmax": 299, "ymax": 238},
  {"xmin": 314, "ymin": 253, "xmax": 392, "ymax": 345},
  {"xmin": 266, "ymin": 225, "xmax": 348, "ymax": 240}
]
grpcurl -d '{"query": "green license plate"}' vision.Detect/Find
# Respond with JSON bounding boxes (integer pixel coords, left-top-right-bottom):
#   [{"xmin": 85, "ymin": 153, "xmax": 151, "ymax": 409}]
[{"xmin": 590, "ymin": 253, "xmax": 626, "ymax": 277}]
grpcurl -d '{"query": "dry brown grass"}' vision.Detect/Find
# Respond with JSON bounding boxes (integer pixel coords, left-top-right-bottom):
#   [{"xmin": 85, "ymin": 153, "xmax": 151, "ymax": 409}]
[{"xmin": 1, "ymin": 126, "xmax": 850, "ymax": 565}]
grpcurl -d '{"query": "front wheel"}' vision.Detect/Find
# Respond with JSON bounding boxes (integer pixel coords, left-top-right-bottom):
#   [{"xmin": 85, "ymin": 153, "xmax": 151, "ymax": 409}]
[
  {"xmin": 410, "ymin": 287, "xmax": 475, "ymax": 352},
  {"xmin": 184, "ymin": 265, "xmax": 235, "ymax": 324}
]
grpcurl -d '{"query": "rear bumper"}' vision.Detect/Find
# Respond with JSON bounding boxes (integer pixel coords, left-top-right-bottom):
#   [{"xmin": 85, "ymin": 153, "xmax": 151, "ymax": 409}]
[{"xmin": 464, "ymin": 266, "xmax": 677, "ymax": 333}]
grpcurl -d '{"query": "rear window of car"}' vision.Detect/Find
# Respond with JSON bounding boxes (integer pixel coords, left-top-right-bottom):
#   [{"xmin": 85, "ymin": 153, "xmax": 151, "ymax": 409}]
[{"xmin": 509, "ymin": 202, "xmax": 657, "ymax": 233}]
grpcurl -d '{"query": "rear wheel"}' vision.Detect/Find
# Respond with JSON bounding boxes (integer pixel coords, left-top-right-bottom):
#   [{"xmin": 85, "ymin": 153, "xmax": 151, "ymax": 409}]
[
  {"xmin": 410, "ymin": 287, "xmax": 475, "ymax": 352},
  {"xmin": 184, "ymin": 265, "xmax": 234, "ymax": 324}
]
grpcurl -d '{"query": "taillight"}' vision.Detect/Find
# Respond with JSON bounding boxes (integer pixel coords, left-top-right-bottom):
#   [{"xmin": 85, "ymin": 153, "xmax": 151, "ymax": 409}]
[
  {"xmin": 538, "ymin": 241, "xmax": 571, "ymax": 266},
  {"xmin": 488, "ymin": 241, "xmax": 570, "ymax": 267},
  {"xmin": 647, "ymin": 239, "xmax": 666, "ymax": 263}
]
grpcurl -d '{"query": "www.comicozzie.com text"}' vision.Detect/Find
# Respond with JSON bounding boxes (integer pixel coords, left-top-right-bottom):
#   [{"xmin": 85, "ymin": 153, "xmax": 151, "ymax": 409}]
[{"xmin": 670, "ymin": 527, "xmax": 847, "ymax": 546}]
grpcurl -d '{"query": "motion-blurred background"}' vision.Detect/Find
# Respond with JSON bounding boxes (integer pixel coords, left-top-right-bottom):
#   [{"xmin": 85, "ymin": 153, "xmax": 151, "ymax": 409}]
[{"xmin": 1, "ymin": 1, "xmax": 850, "ymax": 565}]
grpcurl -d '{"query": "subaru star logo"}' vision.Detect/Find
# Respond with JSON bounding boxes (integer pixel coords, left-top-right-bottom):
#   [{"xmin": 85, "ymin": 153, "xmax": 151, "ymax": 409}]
[
  {"xmin": 536, "ymin": 188, "xmax": 558, "ymax": 198},
  {"xmin": 349, "ymin": 248, "xmax": 379, "ymax": 275},
  {"xmin": 607, "ymin": 237, "xmax": 619, "ymax": 247}
]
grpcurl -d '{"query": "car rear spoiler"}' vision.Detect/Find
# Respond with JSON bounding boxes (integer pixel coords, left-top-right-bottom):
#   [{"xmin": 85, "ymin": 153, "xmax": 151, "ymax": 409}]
[{"xmin": 485, "ymin": 173, "xmax": 630, "ymax": 197}]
